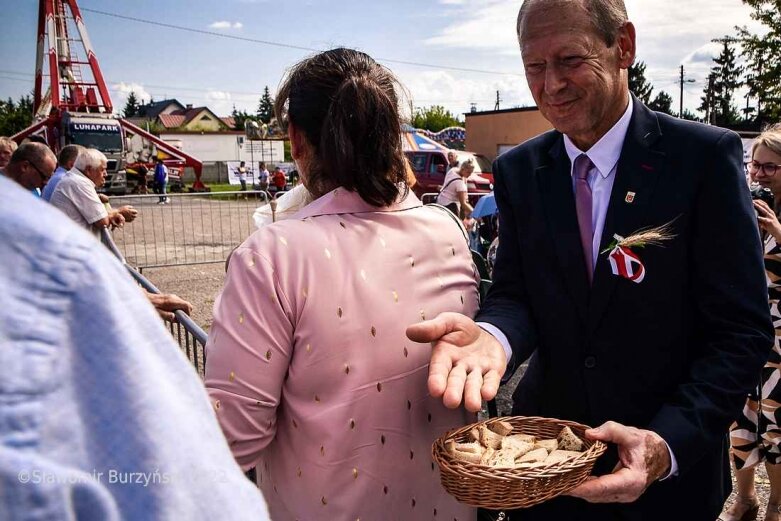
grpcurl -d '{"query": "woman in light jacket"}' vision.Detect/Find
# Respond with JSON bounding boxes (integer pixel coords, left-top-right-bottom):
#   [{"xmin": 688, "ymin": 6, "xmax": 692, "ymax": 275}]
[{"xmin": 205, "ymin": 48, "xmax": 479, "ymax": 521}]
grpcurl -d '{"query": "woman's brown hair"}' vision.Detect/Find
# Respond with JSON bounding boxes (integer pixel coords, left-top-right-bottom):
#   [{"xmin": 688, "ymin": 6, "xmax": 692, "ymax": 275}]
[{"xmin": 274, "ymin": 48, "xmax": 408, "ymax": 207}]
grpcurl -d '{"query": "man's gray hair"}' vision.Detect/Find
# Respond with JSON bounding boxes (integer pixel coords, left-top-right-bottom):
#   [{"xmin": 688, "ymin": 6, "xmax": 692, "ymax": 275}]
[
  {"xmin": 58, "ymin": 144, "xmax": 85, "ymax": 167},
  {"xmin": 517, "ymin": 0, "xmax": 628, "ymax": 47},
  {"xmin": 8, "ymin": 142, "xmax": 55, "ymax": 167},
  {"xmin": 74, "ymin": 148, "xmax": 107, "ymax": 172}
]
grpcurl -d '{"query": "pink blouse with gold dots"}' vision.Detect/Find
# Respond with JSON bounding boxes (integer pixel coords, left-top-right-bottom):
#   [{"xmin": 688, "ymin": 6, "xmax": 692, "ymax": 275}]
[{"xmin": 206, "ymin": 188, "xmax": 479, "ymax": 520}]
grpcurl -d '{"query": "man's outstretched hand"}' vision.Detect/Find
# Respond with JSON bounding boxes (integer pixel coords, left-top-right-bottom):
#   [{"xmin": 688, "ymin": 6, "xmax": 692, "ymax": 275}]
[
  {"xmin": 566, "ymin": 421, "xmax": 672, "ymax": 503},
  {"xmin": 406, "ymin": 312, "xmax": 507, "ymax": 412}
]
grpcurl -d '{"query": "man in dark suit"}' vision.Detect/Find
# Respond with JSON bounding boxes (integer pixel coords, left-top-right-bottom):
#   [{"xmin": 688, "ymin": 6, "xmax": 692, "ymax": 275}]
[{"xmin": 407, "ymin": 0, "xmax": 774, "ymax": 519}]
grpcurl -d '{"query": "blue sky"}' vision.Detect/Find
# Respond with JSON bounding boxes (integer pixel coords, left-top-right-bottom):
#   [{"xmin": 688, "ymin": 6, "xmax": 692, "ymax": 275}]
[{"xmin": 0, "ymin": 0, "xmax": 763, "ymax": 120}]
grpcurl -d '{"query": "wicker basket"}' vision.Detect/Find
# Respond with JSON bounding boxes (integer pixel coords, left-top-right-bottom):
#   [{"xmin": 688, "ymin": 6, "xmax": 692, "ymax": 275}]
[{"xmin": 432, "ymin": 416, "xmax": 607, "ymax": 509}]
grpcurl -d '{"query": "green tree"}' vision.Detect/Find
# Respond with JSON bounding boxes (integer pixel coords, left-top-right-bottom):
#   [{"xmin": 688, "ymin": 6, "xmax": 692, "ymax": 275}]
[
  {"xmin": 737, "ymin": 0, "xmax": 781, "ymax": 122},
  {"xmin": 257, "ymin": 86, "xmax": 274, "ymax": 124},
  {"xmin": 681, "ymin": 109, "xmax": 700, "ymax": 122},
  {"xmin": 699, "ymin": 40, "xmax": 743, "ymax": 125},
  {"xmin": 628, "ymin": 61, "xmax": 654, "ymax": 104},
  {"xmin": 122, "ymin": 91, "xmax": 140, "ymax": 118},
  {"xmin": 0, "ymin": 94, "xmax": 33, "ymax": 136},
  {"xmin": 230, "ymin": 105, "xmax": 256, "ymax": 131},
  {"xmin": 648, "ymin": 91, "xmax": 674, "ymax": 115},
  {"xmin": 411, "ymin": 105, "xmax": 462, "ymax": 133}
]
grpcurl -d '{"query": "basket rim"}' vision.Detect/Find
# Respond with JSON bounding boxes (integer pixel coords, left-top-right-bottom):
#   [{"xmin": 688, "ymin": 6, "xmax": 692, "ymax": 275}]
[{"xmin": 432, "ymin": 415, "xmax": 607, "ymax": 479}]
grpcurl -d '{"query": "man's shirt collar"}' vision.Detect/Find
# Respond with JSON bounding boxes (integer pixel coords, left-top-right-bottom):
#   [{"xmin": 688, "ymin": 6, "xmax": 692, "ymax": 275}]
[{"xmin": 563, "ymin": 99, "xmax": 633, "ymax": 179}]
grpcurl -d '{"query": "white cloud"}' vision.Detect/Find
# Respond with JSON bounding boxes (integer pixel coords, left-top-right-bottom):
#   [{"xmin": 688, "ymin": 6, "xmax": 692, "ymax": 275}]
[
  {"xmin": 401, "ymin": 70, "xmax": 533, "ymax": 119},
  {"xmin": 205, "ymin": 90, "xmax": 234, "ymax": 116},
  {"xmin": 209, "ymin": 21, "xmax": 243, "ymax": 30},
  {"xmin": 424, "ymin": 0, "xmax": 762, "ymax": 113},
  {"xmin": 112, "ymin": 82, "xmax": 151, "ymax": 109}
]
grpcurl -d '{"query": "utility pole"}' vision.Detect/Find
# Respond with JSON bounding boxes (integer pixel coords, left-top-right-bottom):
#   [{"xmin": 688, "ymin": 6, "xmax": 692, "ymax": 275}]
[
  {"xmin": 494, "ymin": 91, "xmax": 501, "ymax": 111},
  {"xmin": 678, "ymin": 65, "xmax": 695, "ymax": 119},
  {"xmin": 705, "ymin": 73, "xmax": 715, "ymax": 124}
]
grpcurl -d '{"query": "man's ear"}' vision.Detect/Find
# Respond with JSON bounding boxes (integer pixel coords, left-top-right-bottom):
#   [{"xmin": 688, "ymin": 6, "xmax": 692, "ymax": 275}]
[{"xmin": 616, "ymin": 21, "xmax": 637, "ymax": 69}]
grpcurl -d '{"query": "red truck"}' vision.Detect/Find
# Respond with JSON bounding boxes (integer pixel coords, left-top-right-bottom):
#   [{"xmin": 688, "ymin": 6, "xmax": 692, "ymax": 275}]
[{"xmin": 404, "ymin": 150, "xmax": 493, "ymax": 202}]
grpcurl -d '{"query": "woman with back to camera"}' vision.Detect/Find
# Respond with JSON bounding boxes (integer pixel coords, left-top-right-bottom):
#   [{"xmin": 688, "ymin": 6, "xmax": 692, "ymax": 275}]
[
  {"xmin": 720, "ymin": 124, "xmax": 781, "ymax": 521},
  {"xmin": 205, "ymin": 48, "xmax": 479, "ymax": 520}
]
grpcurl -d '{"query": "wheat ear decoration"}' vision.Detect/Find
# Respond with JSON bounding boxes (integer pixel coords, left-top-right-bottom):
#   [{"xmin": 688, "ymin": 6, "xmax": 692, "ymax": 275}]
[{"xmin": 616, "ymin": 221, "xmax": 677, "ymax": 249}]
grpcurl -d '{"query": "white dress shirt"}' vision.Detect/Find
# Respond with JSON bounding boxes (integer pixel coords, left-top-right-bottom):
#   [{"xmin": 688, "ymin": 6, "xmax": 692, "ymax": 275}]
[{"xmin": 478, "ymin": 100, "xmax": 678, "ymax": 478}]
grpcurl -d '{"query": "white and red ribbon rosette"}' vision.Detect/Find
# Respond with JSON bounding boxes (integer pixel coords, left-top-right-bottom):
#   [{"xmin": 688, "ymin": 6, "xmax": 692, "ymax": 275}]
[
  {"xmin": 602, "ymin": 223, "xmax": 676, "ymax": 284},
  {"xmin": 607, "ymin": 241, "xmax": 646, "ymax": 283}
]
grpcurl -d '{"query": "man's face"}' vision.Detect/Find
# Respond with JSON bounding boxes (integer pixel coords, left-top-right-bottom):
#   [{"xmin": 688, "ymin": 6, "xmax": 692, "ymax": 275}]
[
  {"xmin": 448, "ymin": 152, "xmax": 457, "ymax": 164},
  {"xmin": 520, "ymin": 4, "xmax": 635, "ymax": 149},
  {"xmin": 15, "ymin": 154, "xmax": 56, "ymax": 190},
  {"xmin": 86, "ymin": 161, "xmax": 108, "ymax": 188}
]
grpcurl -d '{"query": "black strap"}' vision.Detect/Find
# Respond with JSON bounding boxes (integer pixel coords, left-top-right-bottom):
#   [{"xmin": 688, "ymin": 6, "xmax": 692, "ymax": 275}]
[{"xmin": 436, "ymin": 177, "xmax": 462, "ymax": 202}]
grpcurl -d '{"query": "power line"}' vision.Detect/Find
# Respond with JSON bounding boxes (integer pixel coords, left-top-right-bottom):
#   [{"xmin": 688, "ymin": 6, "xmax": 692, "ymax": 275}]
[{"xmin": 79, "ymin": 7, "xmax": 525, "ymax": 78}]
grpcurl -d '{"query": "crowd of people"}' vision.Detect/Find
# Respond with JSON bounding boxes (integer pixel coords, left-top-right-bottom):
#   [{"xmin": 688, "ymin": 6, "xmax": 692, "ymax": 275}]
[{"xmin": 3, "ymin": 0, "xmax": 781, "ymax": 519}]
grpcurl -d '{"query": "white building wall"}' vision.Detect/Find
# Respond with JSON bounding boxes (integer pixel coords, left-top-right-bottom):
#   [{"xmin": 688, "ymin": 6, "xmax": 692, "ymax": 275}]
[{"xmin": 159, "ymin": 133, "xmax": 285, "ymax": 164}]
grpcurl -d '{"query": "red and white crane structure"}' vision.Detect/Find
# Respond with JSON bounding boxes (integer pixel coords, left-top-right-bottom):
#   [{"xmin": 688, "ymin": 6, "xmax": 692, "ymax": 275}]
[{"xmin": 14, "ymin": 0, "xmax": 206, "ymax": 192}]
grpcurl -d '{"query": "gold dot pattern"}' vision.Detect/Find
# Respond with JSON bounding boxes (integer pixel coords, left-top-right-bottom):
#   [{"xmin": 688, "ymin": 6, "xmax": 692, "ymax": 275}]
[
  {"xmin": 232, "ymin": 198, "xmax": 478, "ymax": 520},
  {"xmin": 213, "ymin": 400, "xmax": 221, "ymax": 411}
]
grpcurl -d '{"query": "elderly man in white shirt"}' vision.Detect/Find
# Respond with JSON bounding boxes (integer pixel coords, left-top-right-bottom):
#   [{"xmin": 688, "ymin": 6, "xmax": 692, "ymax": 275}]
[{"xmin": 50, "ymin": 148, "xmax": 125, "ymax": 236}]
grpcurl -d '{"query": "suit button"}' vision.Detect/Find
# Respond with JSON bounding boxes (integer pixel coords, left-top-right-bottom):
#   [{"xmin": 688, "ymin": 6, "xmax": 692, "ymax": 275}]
[{"xmin": 584, "ymin": 356, "xmax": 596, "ymax": 369}]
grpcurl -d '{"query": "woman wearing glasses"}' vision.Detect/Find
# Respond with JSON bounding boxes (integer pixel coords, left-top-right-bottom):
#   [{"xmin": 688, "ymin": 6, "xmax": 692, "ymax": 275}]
[{"xmin": 721, "ymin": 124, "xmax": 781, "ymax": 521}]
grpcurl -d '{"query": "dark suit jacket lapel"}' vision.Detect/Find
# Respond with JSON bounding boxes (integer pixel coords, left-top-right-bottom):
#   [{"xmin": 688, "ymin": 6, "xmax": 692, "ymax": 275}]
[
  {"xmin": 537, "ymin": 136, "xmax": 590, "ymax": 324},
  {"xmin": 588, "ymin": 98, "xmax": 665, "ymax": 334}
]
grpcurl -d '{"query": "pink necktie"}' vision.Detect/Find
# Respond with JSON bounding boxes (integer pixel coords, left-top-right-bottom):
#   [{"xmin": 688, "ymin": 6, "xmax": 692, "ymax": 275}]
[{"xmin": 574, "ymin": 154, "xmax": 594, "ymax": 284}]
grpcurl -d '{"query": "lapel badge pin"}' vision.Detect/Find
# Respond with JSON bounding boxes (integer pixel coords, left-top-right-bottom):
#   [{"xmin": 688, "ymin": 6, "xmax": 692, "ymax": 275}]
[{"xmin": 625, "ymin": 191, "xmax": 636, "ymax": 204}]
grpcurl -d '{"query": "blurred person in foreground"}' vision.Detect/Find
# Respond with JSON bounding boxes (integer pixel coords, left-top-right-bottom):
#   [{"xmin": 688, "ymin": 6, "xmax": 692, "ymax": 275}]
[
  {"xmin": 42, "ymin": 144, "xmax": 83, "ymax": 201},
  {"xmin": 407, "ymin": 0, "xmax": 773, "ymax": 519},
  {"xmin": 720, "ymin": 124, "xmax": 781, "ymax": 521},
  {"xmin": 0, "ymin": 136, "xmax": 18, "ymax": 174},
  {"xmin": 0, "ymin": 174, "xmax": 270, "ymax": 520},
  {"xmin": 50, "ymin": 148, "xmax": 125, "ymax": 236},
  {"xmin": 206, "ymin": 48, "xmax": 480, "ymax": 520}
]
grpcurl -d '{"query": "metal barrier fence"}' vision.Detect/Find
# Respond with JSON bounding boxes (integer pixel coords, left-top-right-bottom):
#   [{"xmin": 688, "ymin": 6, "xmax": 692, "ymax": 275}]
[
  {"xmin": 101, "ymin": 228, "xmax": 208, "ymax": 378},
  {"xmin": 107, "ymin": 190, "xmax": 271, "ymax": 271}
]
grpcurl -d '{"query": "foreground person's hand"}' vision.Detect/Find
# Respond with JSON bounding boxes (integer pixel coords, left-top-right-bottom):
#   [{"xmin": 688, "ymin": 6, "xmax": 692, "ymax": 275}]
[
  {"xmin": 566, "ymin": 421, "xmax": 671, "ymax": 503},
  {"xmin": 406, "ymin": 312, "xmax": 506, "ymax": 412}
]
